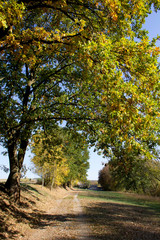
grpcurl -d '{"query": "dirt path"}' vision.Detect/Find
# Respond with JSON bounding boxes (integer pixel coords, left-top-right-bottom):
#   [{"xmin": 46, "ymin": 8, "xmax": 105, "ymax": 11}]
[
  {"xmin": 1, "ymin": 185, "xmax": 160, "ymax": 240},
  {"xmin": 22, "ymin": 191, "xmax": 91, "ymax": 240}
]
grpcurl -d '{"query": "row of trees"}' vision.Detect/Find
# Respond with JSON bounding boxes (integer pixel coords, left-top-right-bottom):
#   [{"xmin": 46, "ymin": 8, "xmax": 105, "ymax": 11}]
[
  {"xmin": 0, "ymin": 0, "xmax": 160, "ymax": 202},
  {"xmin": 30, "ymin": 127, "xmax": 89, "ymax": 188}
]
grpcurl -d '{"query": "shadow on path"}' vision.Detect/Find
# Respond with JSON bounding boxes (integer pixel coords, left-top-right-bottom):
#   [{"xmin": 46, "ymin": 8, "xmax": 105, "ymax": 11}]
[{"xmin": 83, "ymin": 200, "xmax": 160, "ymax": 240}]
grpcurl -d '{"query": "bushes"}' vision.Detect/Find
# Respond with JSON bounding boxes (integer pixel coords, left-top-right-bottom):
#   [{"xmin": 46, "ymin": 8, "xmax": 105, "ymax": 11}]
[
  {"xmin": 98, "ymin": 160, "xmax": 160, "ymax": 196},
  {"xmin": 98, "ymin": 164, "xmax": 117, "ymax": 191}
]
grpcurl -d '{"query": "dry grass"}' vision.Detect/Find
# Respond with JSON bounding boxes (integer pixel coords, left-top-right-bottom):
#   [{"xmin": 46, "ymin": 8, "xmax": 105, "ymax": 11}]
[{"xmin": 0, "ymin": 183, "xmax": 68, "ymax": 239}]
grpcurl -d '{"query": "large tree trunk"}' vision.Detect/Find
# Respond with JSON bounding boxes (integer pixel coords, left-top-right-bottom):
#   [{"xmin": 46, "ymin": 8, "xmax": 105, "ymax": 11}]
[
  {"xmin": 5, "ymin": 166, "xmax": 21, "ymax": 204},
  {"xmin": 4, "ymin": 75, "xmax": 32, "ymax": 203},
  {"xmin": 5, "ymin": 141, "xmax": 21, "ymax": 204},
  {"xmin": 5, "ymin": 132, "xmax": 29, "ymax": 204}
]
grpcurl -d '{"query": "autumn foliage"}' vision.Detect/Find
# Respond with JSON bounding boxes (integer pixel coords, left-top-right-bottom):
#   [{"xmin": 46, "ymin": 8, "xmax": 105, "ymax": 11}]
[{"xmin": 30, "ymin": 127, "xmax": 89, "ymax": 188}]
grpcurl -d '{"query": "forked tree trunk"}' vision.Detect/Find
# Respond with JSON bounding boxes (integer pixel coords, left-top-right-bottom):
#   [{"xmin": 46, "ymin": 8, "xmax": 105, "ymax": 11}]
[
  {"xmin": 5, "ymin": 135, "xmax": 28, "ymax": 204},
  {"xmin": 5, "ymin": 166, "xmax": 21, "ymax": 204},
  {"xmin": 5, "ymin": 142, "xmax": 21, "ymax": 204}
]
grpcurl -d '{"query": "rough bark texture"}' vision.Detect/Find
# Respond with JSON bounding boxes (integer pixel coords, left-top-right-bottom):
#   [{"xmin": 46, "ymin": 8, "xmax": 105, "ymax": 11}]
[
  {"xmin": 5, "ymin": 145, "xmax": 21, "ymax": 204},
  {"xmin": 5, "ymin": 170, "xmax": 21, "ymax": 204},
  {"xmin": 5, "ymin": 133, "xmax": 29, "ymax": 203}
]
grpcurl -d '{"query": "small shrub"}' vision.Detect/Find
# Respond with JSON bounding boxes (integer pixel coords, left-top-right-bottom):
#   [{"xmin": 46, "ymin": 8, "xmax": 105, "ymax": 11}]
[{"xmin": 98, "ymin": 164, "xmax": 117, "ymax": 191}]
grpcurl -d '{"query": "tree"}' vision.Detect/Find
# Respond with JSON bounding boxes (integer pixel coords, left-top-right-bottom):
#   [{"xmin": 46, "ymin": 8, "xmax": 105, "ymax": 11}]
[
  {"xmin": 0, "ymin": 1, "xmax": 160, "ymax": 202},
  {"xmin": 62, "ymin": 128, "xmax": 90, "ymax": 187},
  {"xmin": 30, "ymin": 126, "xmax": 68, "ymax": 187},
  {"xmin": 98, "ymin": 146, "xmax": 160, "ymax": 194},
  {"xmin": 110, "ymin": 152, "xmax": 154, "ymax": 193},
  {"xmin": 30, "ymin": 127, "xmax": 89, "ymax": 188},
  {"xmin": 98, "ymin": 164, "xmax": 117, "ymax": 191}
]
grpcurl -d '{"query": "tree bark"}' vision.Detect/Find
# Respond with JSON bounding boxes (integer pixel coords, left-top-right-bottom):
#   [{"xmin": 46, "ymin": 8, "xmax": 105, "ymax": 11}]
[
  {"xmin": 51, "ymin": 176, "xmax": 55, "ymax": 190},
  {"xmin": 67, "ymin": 181, "xmax": 71, "ymax": 188},
  {"xmin": 5, "ymin": 167, "xmax": 21, "ymax": 204},
  {"xmin": 42, "ymin": 171, "xmax": 45, "ymax": 186},
  {"xmin": 5, "ymin": 140, "xmax": 21, "ymax": 204},
  {"xmin": 5, "ymin": 122, "xmax": 32, "ymax": 203}
]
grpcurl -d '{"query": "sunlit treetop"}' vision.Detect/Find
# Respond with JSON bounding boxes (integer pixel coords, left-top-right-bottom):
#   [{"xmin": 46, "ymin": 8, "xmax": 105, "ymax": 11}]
[{"xmin": 1, "ymin": 0, "xmax": 160, "ymax": 52}]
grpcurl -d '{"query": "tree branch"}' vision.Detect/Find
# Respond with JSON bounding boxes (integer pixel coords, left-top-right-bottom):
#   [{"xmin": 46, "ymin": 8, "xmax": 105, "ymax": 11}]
[{"xmin": 31, "ymin": 62, "xmax": 73, "ymax": 93}]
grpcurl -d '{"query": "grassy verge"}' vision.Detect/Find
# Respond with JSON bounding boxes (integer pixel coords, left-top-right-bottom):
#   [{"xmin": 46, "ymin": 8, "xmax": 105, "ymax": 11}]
[
  {"xmin": 79, "ymin": 189, "xmax": 160, "ymax": 213},
  {"xmin": 78, "ymin": 190, "xmax": 160, "ymax": 240}
]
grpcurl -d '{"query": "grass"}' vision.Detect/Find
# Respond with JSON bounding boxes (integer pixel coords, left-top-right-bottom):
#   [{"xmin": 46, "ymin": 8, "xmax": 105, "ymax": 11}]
[
  {"xmin": 78, "ymin": 189, "xmax": 160, "ymax": 213},
  {"xmin": 79, "ymin": 189, "xmax": 160, "ymax": 240}
]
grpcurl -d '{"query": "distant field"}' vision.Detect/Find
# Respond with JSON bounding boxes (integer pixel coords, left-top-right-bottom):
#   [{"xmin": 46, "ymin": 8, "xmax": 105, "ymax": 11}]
[
  {"xmin": 88, "ymin": 180, "xmax": 98, "ymax": 185},
  {"xmin": 0, "ymin": 179, "xmax": 6, "ymax": 183},
  {"xmin": 0, "ymin": 178, "xmax": 37, "ymax": 183}
]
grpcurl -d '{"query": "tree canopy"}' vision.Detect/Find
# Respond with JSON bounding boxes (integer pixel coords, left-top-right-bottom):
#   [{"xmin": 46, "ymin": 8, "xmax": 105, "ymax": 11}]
[{"xmin": 0, "ymin": 0, "xmax": 160, "ymax": 202}]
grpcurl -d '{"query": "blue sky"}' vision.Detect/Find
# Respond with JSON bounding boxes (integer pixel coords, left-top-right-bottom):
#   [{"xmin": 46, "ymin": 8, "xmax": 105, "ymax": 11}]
[{"xmin": 0, "ymin": 9, "xmax": 160, "ymax": 180}]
